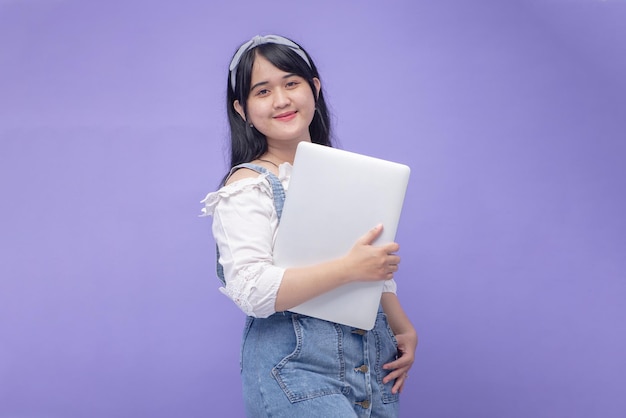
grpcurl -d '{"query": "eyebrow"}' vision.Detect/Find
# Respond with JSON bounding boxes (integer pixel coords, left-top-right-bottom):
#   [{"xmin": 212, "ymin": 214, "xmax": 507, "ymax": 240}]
[{"xmin": 250, "ymin": 73, "xmax": 299, "ymax": 92}]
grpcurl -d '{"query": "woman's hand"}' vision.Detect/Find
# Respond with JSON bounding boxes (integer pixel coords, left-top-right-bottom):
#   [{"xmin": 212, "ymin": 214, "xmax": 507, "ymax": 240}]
[
  {"xmin": 381, "ymin": 293, "xmax": 417, "ymax": 395},
  {"xmin": 382, "ymin": 329, "xmax": 418, "ymax": 394},
  {"xmin": 342, "ymin": 224, "xmax": 400, "ymax": 282},
  {"xmin": 276, "ymin": 225, "xmax": 400, "ymax": 311}
]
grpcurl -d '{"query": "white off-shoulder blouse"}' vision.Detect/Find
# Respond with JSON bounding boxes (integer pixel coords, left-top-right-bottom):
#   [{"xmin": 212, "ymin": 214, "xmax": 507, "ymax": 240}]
[{"xmin": 201, "ymin": 162, "xmax": 397, "ymax": 318}]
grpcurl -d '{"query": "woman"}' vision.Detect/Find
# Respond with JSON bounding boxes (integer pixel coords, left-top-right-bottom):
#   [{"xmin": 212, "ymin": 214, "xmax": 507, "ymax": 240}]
[{"xmin": 201, "ymin": 34, "xmax": 417, "ymax": 417}]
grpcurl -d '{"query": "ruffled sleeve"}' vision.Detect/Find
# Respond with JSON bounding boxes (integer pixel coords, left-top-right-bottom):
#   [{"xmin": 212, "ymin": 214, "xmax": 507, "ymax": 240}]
[
  {"xmin": 200, "ymin": 173, "xmax": 287, "ymax": 318},
  {"xmin": 382, "ymin": 279, "xmax": 397, "ymax": 294}
]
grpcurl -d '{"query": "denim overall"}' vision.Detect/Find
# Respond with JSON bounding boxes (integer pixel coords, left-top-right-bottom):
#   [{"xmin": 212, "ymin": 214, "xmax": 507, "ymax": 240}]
[{"xmin": 218, "ymin": 163, "xmax": 400, "ymax": 418}]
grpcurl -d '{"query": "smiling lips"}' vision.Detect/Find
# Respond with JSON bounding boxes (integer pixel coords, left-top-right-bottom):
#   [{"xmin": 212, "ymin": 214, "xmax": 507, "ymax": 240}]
[{"xmin": 274, "ymin": 111, "xmax": 297, "ymax": 122}]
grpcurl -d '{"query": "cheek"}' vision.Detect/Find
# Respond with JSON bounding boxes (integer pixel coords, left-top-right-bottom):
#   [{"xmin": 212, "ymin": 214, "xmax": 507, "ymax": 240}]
[
  {"xmin": 302, "ymin": 95, "xmax": 317, "ymax": 119},
  {"xmin": 245, "ymin": 102, "xmax": 265, "ymax": 124}
]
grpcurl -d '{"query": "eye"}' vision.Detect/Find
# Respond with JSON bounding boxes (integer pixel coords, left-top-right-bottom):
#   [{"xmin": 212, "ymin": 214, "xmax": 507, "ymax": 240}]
[
  {"xmin": 255, "ymin": 88, "xmax": 270, "ymax": 97},
  {"xmin": 285, "ymin": 80, "xmax": 300, "ymax": 89}
]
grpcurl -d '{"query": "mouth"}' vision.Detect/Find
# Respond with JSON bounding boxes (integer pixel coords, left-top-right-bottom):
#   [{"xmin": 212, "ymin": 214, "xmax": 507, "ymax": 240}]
[{"xmin": 273, "ymin": 111, "xmax": 297, "ymax": 122}]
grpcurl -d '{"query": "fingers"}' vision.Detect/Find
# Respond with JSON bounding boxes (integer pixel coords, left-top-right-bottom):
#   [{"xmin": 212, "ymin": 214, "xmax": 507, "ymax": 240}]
[
  {"xmin": 382, "ymin": 330, "xmax": 417, "ymax": 394},
  {"xmin": 392, "ymin": 372, "xmax": 409, "ymax": 394},
  {"xmin": 383, "ymin": 365, "xmax": 411, "ymax": 394},
  {"xmin": 383, "ymin": 355, "xmax": 412, "ymax": 373},
  {"xmin": 350, "ymin": 225, "xmax": 403, "ymax": 281},
  {"xmin": 357, "ymin": 225, "xmax": 400, "ymax": 254},
  {"xmin": 387, "ymin": 254, "xmax": 401, "ymax": 265},
  {"xmin": 357, "ymin": 224, "xmax": 384, "ymax": 245},
  {"xmin": 384, "ymin": 242, "xmax": 400, "ymax": 254},
  {"xmin": 382, "ymin": 349, "xmax": 415, "ymax": 386},
  {"xmin": 384, "ymin": 253, "xmax": 401, "ymax": 279},
  {"xmin": 385, "ymin": 263, "xmax": 399, "ymax": 280}
]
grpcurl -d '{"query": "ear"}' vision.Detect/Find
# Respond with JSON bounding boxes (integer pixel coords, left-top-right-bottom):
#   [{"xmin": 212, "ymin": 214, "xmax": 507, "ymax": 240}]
[
  {"xmin": 233, "ymin": 100, "xmax": 246, "ymax": 121},
  {"xmin": 313, "ymin": 77, "xmax": 321, "ymax": 100}
]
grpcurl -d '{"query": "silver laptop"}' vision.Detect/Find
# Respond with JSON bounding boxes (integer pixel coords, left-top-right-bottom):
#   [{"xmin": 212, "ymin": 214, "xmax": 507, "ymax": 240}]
[{"xmin": 273, "ymin": 141, "xmax": 410, "ymax": 330}]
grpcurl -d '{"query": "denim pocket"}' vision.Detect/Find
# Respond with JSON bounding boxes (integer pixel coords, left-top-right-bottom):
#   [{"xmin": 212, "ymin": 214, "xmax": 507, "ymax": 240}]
[
  {"xmin": 271, "ymin": 315, "xmax": 349, "ymax": 403},
  {"xmin": 373, "ymin": 312, "xmax": 400, "ymax": 404}
]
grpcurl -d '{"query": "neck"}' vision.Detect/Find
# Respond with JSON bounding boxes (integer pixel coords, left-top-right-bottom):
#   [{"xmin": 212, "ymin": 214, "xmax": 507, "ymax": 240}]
[{"xmin": 264, "ymin": 140, "xmax": 308, "ymax": 165}]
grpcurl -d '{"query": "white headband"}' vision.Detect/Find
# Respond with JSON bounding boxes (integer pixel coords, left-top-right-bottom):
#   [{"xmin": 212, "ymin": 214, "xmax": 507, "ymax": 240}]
[{"xmin": 229, "ymin": 34, "xmax": 312, "ymax": 91}]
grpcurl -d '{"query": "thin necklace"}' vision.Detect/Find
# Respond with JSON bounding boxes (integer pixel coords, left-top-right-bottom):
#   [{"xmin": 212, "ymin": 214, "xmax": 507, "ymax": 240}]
[{"xmin": 258, "ymin": 159, "xmax": 279, "ymax": 168}]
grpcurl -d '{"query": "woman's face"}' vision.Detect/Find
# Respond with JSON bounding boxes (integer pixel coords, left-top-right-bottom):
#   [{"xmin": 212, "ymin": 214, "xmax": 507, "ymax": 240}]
[{"xmin": 234, "ymin": 54, "xmax": 320, "ymax": 147}]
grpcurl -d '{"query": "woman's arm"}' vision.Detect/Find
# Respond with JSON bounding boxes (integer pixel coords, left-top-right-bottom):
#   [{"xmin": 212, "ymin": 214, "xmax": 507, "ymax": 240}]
[
  {"xmin": 381, "ymin": 292, "xmax": 418, "ymax": 394},
  {"xmin": 274, "ymin": 224, "xmax": 400, "ymax": 312},
  {"xmin": 209, "ymin": 177, "xmax": 400, "ymax": 316}
]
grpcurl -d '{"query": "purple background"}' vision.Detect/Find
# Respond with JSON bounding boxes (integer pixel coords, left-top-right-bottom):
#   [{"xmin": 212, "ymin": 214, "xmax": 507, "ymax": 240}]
[{"xmin": 1, "ymin": 0, "xmax": 625, "ymax": 417}]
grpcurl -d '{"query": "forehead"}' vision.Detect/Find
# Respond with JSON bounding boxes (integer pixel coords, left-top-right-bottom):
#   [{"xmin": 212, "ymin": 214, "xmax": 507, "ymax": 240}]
[{"xmin": 249, "ymin": 53, "xmax": 291, "ymax": 84}]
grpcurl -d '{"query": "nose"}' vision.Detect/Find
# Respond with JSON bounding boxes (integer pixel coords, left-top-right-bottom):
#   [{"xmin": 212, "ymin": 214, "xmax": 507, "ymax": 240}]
[{"xmin": 273, "ymin": 88, "xmax": 290, "ymax": 109}]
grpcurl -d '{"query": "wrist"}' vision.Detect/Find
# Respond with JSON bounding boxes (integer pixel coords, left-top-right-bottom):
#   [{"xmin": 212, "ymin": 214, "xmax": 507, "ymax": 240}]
[{"xmin": 334, "ymin": 256, "xmax": 354, "ymax": 284}]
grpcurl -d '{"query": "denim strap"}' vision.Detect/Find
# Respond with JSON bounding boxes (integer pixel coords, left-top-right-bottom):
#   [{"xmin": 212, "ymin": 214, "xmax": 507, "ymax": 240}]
[{"xmin": 216, "ymin": 163, "xmax": 286, "ymax": 284}]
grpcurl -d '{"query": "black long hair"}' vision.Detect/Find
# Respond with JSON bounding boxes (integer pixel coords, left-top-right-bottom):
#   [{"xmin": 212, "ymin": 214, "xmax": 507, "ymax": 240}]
[{"xmin": 222, "ymin": 38, "xmax": 333, "ymax": 185}]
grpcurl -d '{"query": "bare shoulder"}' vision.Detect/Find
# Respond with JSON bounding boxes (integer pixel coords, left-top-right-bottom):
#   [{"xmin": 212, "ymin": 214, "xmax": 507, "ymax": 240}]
[
  {"xmin": 225, "ymin": 160, "xmax": 278, "ymax": 186},
  {"xmin": 225, "ymin": 167, "xmax": 262, "ymax": 186}
]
